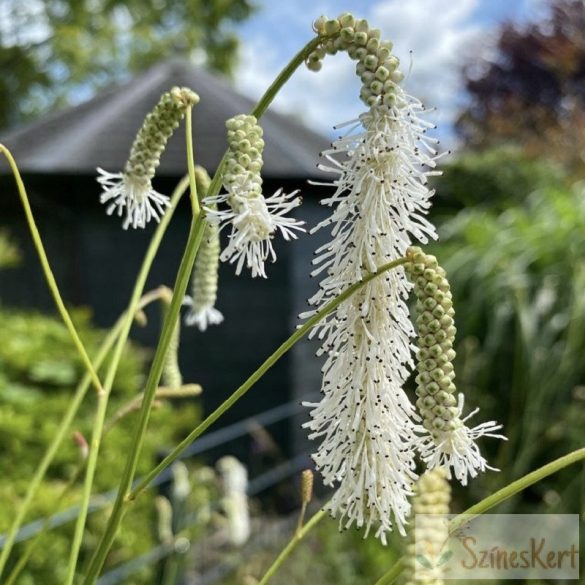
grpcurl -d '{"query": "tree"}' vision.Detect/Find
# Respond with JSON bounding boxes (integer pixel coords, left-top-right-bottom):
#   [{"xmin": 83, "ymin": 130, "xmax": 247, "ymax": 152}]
[
  {"xmin": 456, "ymin": 0, "xmax": 585, "ymax": 173},
  {"xmin": 0, "ymin": 0, "xmax": 255, "ymax": 130}
]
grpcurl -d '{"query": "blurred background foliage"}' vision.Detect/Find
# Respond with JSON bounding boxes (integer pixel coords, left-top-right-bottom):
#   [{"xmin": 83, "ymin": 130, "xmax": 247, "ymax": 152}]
[
  {"xmin": 0, "ymin": 267, "xmax": 207, "ymax": 584},
  {"xmin": 0, "ymin": 0, "xmax": 255, "ymax": 129},
  {"xmin": 457, "ymin": 0, "xmax": 585, "ymax": 175}
]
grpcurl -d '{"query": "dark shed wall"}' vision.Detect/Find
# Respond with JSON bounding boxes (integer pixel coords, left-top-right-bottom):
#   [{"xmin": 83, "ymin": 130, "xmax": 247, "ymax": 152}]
[{"xmin": 0, "ymin": 174, "xmax": 301, "ymax": 450}]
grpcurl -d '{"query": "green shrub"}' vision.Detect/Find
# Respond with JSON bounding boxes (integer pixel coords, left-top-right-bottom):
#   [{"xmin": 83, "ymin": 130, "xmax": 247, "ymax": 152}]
[
  {"xmin": 434, "ymin": 147, "xmax": 566, "ymax": 213},
  {"xmin": 0, "ymin": 306, "xmax": 203, "ymax": 584},
  {"xmin": 432, "ymin": 184, "xmax": 585, "ymax": 511}
]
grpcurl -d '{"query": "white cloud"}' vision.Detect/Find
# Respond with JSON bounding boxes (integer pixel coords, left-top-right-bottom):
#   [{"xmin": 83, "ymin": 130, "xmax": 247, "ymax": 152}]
[
  {"xmin": 235, "ymin": 0, "xmax": 491, "ymax": 144},
  {"xmin": 371, "ymin": 0, "xmax": 482, "ymax": 135}
]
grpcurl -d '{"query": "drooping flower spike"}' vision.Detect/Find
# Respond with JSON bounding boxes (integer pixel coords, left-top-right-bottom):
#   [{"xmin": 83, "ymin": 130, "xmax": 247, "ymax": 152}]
[
  {"xmin": 405, "ymin": 247, "xmax": 506, "ymax": 485},
  {"xmin": 183, "ymin": 166, "xmax": 224, "ymax": 331},
  {"xmin": 97, "ymin": 86, "xmax": 199, "ymax": 229},
  {"xmin": 302, "ymin": 14, "xmax": 442, "ymax": 542},
  {"xmin": 205, "ymin": 114, "xmax": 304, "ymax": 278},
  {"xmin": 160, "ymin": 291, "xmax": 183, "ymax": 390}
]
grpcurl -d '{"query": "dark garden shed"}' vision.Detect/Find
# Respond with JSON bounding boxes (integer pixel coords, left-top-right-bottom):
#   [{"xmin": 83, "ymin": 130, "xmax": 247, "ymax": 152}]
[{"xmin": 0, "ymin": 60, "xmax": 331, "ymax": 457}]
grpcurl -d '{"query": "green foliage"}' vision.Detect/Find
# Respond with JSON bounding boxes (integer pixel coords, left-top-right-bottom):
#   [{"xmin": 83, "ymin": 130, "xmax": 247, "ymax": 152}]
[
  {"xmin": 0, "ymin": 0, "xmax": 255, "ymax": 129},
  {"xmin": 0, "ymin": 307, "xmax": 203, "ymax": 584},
  {"xmin": 433, "ymin": 183, "xmax": 585, "ymax": 510},
  {"xmin": 0, "ymin": 230, "xmax": 20, "ymax": 269},
  {"xmin": 434, "ymin": 147, "xmax": 566, "ymax": 213}
]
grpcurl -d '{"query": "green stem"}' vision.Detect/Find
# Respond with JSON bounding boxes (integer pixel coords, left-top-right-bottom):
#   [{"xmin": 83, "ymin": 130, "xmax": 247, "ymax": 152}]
[
  {"xmin": 452, "ymin": 446, "xmax": 585, "ymax": 528},
  {"xmin": 186, "ymin": 107, "xmax": 200, "ymax": 215},
  {"xmin": 2, "ymin": 289, "xmax": 166, "ymax": 585},
  {"xmin": 130, "ymin": 257, "xmax": 409, "ymax": 499},
  {"xmin": 65, "ymin": 178, "xmax": 190, "ymax": 584},
  {"xmin": 258, "ymin": 508, "xmax": 327, "ymax": 585},
  {"xmin": 82, "ymin": 36, "xmax": 323, "ymax": 583},
  {"xmin": 374, "ymin": 446, "xmax": 585, "ymax": 585},
  {"xmin": 372, "ymin": 560, "xmax": 404, "ymax": 585},
  {"xmin": 204, "ymin": 36, "xmax": 321, "ymax": 202},
  {"xmin": 0, "ymin": 144, "xmax": 103, "ymax": 394},
  {"xmin": 81, "ymin": 150, "xmax": 204, "ymax": 585},
  {"xmin": 0, "ymin": 315, "xmax": 121, "ymax": 580}
]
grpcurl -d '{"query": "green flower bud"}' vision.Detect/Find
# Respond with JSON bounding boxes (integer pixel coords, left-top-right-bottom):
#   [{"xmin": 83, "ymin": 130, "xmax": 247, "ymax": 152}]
[
  {"xmin": 340, "ymin": 27, "xmax": 355, "ymax": 43},
  {"xmin": 338, "ymin": 12, "xmax": 356, "ymax": 28},
  {"xmin": 324, "ymin": 19, "xmax": 341, "ymax": 35}
]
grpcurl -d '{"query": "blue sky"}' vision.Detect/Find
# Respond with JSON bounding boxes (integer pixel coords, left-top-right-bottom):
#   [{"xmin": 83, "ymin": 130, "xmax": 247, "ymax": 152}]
[{"xmin": 234, "ymin": 0, "xmax": 541, "ymax": 144}]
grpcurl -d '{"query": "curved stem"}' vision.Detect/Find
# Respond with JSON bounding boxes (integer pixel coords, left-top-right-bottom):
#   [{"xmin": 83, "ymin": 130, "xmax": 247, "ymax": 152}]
[
  {"xmin": 258, "ymin": 508, "xmax": 327, "ymax": 585},
  {"xmin": 452, "ymin": 446, "xmax": 585, "ymax": 527},
  {"xmin": 0, "ymin": 315, "xmax": 121, "ymax": 580},
  {"xmin": 373, "ymin": 446, "xmax": 585, "ymax": 585},
  {"xmin": 0, "ymin": 144, "xmax": 103, "ymax": 394},
  {"xmin": 186, "ymin": 107, "xmax": 200, "ymax": 216},
  {"xmin": 2, "ymin": 288, "xmax": 168, "ymax": 585},
  {"xmin": 204, "ymin": 36, "xmax": 321, "ymax": 202},
  {"xmin": 64, "ymin": 178, "xmax": 191, "ymax": 584},
  {"xmin": 130, "ymin": 257, "xmax": 409, "ymax": 499},
  {"xmin": 81, "ymin": 133, "xmax": 204, "ymax": 585}
]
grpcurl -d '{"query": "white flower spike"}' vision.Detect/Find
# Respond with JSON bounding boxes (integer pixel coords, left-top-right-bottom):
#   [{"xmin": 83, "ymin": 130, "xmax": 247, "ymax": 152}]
[{"xmin": 302, "ymin": 13, "xmax": 444, "ymax": 542}]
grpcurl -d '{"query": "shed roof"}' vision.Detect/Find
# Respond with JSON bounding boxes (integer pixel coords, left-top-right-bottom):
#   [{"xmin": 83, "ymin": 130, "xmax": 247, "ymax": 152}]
[{"xmin": 0, "ymin": 60, "xmax": 328, "ymax": 179}]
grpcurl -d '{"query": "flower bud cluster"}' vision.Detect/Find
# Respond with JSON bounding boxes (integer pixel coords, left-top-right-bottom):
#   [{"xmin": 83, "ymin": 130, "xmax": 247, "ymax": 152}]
[
  {"xmin": 97, "ymin": 86, "xmax": 199, "ymax": 229},
  {"xmin": 403, "ymin": 469, "xmax": 451, "ymax": 585},
  {"xmin": 184, "ymin": 166, "xmax": 224, "ymax": 331},
  {"xmin": 217, "ymin": 456, "xmax": 251, "ymax": 547},
  {"xmin": 161, "ymin": 290, "xmax": 183, "ymax": 390},
  {"xmin": 224, "ymin": 114, "xmax": 265, "ymax": 198},
  {"xmin": 205, "ymin": 115, "xmax": 304, "ymax": 278},
  {"xmin": 406, "ymin": 247, "xmax": 505, "ymax": 484},
  {"xmin": 405, "ymin": 247, "xmax": 458, "ymax": 443},
  {"xmin": 126, "ymin": 87, "xmax": 200, "ymax": 186},
  {"xmin": 308, "ymin": 13, "xmax": 403, "ymax": 106}
]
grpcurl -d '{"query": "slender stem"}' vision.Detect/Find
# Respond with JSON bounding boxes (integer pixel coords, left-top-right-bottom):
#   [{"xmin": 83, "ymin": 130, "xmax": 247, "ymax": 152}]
[
  {"xmin": 2, "ymin": 289, "xmax": 167, "ymax": 585},
  {"xmin": 296, "ymin": 502, "xmax": 308, "ymax": 535},
  {"xmin": 373, "ymin": 446, "xmax": 585, "ymax": 585},
  {"xmin": 452, "ymin": 446, "xmax": 585, "ymax": 528},
  {"xmin": 65, "ymin": 178, "xmax": 191, "ymax": 584},
  {"xmin": 0, "ymin": 144, "xmax": 103, "ymax": 394},
  {"xmin": 186, "ymin": 107, "xmax": 200, "ymax": 216},
  {"xmin": 130, "ymin": 257, "xmax": 409, "ymax": 499},
  {"xmin": 0, "ymin": 316, "xmax": 121, "ymax": 579},
  {"xmin": 250, "ymin": 37, "xmax": 320, "ymax": 120},
  {"xmin": 372, "ymin": 560, "xmax": 404, "ymax": 585},
  {"xmin": 204, "ymin": 36, "xmax": 321, "ymax": 202},
  {"xmin": 81, "ymin": 133, "xmax": 204, "ymax": 585},
  {"xmin": 258, "ymin": 508, "xmax": 327, "ymax": 585},
  {"xmin": 104, "ymin": 384, "xmax": 202, "ymax": 434},
  {"xmin": 82, "ymin": 38, "xmax": 323, "ymax": 582}
]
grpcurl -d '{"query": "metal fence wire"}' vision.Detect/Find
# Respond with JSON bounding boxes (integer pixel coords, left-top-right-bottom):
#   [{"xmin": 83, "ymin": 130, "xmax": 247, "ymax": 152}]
[{"xmin": 0, "ymin": 395, "xmax": 319, "ymax": 585}]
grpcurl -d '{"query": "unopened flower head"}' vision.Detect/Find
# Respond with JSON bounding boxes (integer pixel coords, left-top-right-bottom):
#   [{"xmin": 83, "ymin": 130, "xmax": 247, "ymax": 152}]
[
  {"xmin": 184, "ymin": 166, "xmax": 224, "ymax": 331},
  {"xmin": 217, "ymin": 456, "xmax": 251, "ymax": 546},
  {"xmin": 302, "ymin": 18, "xmax": 442, "ymax": 543},
  {"xmin": 160, "ymin": 291, "xmax": 183, "ymax": 390},
  {"xmin": 308, "ymin": 13, "xmax": 402, "ymax": 108},
  {"xmin": 205, "ymin": 114, "xmax": 304, "ymax": 278},
  {"xmin": 97, "ymin": 86, "xmax": 199, "ymax": 229},
  {"xmin": 406, "ymin": 247, "xmax": 506, "ymax": 485},
  {"xmin": 403, "ymin": 469, "xmax": 451, "ymax": 585}
]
